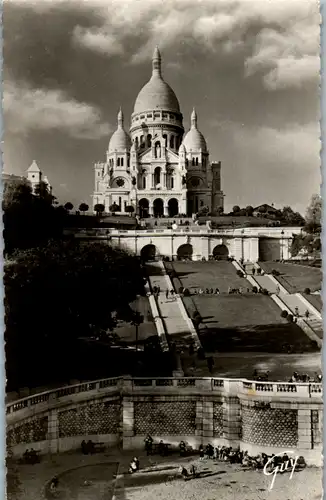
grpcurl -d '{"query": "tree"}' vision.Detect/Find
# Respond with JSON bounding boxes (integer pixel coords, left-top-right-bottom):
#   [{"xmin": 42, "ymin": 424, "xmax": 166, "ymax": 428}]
[
  {"xmin": 305, "ymin": 194, "xmax": 322, "ymax": 233},
  {"xmin": 110, "ymin": 202, "xmax": 120, "ymax": 213},
  {"xmin": 34, "ymin": 181, "xmax": 54, "ymax": 204},
  {"xmin": 232, "ymin": 205, "xmax": 240, "ymax": 215},
  {"xmin": 3, "ymin": 178, "xmax": 64, "ymax": 255},
  {"xmin": 94, "ymin": 203, "xmax": 105, "ymax": 216},
  {"xmin": 125, "ymin": 205, "xmax": 135, "ymax": 216},
  {"xmin": 64, "ymin": 202, "xmax": 74, "ymax": 212},
  {"xmin": 217, "ymin": 206, "xmax": 224, "ymax": 215},
  {"xmin": 79, "ymin": 203, "xmax": 89, "ymax": 214},
  {"xmin": 245, "ymin": 205, "xmax": 254, "ymax": 216},
  {"xmin": 5, "ymin": 240, "xmax": 145, "ymax": 390}
]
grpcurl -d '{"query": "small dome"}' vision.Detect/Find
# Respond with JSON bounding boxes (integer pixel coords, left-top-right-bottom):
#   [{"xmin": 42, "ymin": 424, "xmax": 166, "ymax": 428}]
[
  {"xmin": 108, "ymin": 108, "xmax": 131, "ymax": 152},
  {"xmin": 133, "ymin": 47, "xmax": 180, "ymax": 114},
  {"xmin": 182, "ymin": 108, "xmax": 207, "ymax": 152}
]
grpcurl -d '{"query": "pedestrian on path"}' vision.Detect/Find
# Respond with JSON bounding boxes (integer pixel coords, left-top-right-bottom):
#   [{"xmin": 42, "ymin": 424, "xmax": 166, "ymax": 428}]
[
  {"xmin": 276, "ymin": 285, "xmax": 280, "ymax": 295},
  {"xmin": 157, "ymin": 285, "xmax": 160, "ymax": 294},
  {"xmin": 166, "ymin": 289, "xmax": 169, "ymax": 299},
  {"xmin": 305, "ymin": 310, "xmax": 310, "ymax": 319}
]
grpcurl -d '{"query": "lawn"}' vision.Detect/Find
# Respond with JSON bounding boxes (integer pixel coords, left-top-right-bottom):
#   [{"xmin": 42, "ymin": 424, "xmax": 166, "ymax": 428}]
[
  {"xmin": 303, "ymin": 293, "xmax": 322, "ymax": 312},
  {"xmin": 167, "ymin": 262, "xmax": 319, "ymax": 355},
  {"xmin": 167, "ymin": 261, "xmax": 251, "ymax": 293},
  {"xmin": 259, "ymin": 262, "xmax": 322, "ymax": 293}
]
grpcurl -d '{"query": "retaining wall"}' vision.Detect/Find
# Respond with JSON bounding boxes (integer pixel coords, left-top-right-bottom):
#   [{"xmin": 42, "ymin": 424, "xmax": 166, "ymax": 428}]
[{"xmin": 6, "ymin": 376, "xmax": 323, "ymax": 466}]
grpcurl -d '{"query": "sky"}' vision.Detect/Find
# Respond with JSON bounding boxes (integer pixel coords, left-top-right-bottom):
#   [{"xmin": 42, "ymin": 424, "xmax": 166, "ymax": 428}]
[{"xmin": 3, "ymin": 0, "xmax": 321, "ymax": 213}]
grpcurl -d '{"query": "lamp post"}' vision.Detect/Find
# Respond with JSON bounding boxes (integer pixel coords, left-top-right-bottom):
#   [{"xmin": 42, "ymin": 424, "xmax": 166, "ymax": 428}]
[
  {"xmin": 131, "ymin": 295, "xmax": 144, "ymax": 352},
  {"xmin": 281, "ymin": 230, "xmax": 284, "ymax": 261}
]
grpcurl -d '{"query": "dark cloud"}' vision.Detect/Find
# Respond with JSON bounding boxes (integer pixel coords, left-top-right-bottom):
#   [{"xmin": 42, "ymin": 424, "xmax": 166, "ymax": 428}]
[{"xmin": 3, "ymin": 0, "xmax": 321, "ymax": 212}]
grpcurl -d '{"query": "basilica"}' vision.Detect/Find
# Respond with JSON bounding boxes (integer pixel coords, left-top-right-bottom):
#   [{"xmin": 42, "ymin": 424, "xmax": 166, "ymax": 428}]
[{"xmin": 92, "ymin": 47, "xmax": 224, "ymax": 217}]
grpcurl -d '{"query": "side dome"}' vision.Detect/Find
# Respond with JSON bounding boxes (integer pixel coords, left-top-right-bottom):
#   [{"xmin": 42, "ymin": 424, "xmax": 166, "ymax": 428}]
[
  {"xmin": 108, "ymin": 108, "xmax": 131, "ymax": 152},
  {"xmin": 182, "ymin": 108, "xmax": 207, "ymax": 152},
  {"xmin": 133, "ymin": 47, "xmax": 180, "ymax": 114}
]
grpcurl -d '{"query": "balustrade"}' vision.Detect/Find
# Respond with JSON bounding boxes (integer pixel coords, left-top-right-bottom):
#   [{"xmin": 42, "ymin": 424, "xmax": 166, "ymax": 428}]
[{"xmin": 6, "ymin": 376, "xmax": 322, "ymax": 416}]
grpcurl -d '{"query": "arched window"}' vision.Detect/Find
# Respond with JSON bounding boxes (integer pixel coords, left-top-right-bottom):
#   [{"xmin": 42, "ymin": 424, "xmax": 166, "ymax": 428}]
[
  {"xmin": 147, "ymin": 134, "xmax": 152, "ymax": 148},
  {"xmin": 175, "ymin": 136, "xmax": 179, "ymax": 149},
  {"xmin": 135, "ymin": 137, "xmax": 139, "ymax": 149},
  {"xmin": 117, "ymin": 158, "xmax": 120, "ymax": 166},
  {"xmin": 140, "ymin": 135, "xmax": 144, "ymax": 148},
  {"xmin": 170, "ymin": 135, "xmax": 174, "ymax": 149},
  {"xmin": 142, "ymin": 176, "xmax": 146, "ymax": 189},
  {"xmin": 192, "ymin": 158, "xmax": 195, "ymax": 166},
  {"xmin": 121, "ymin": 158, "xmax": 124, "ymax": 166},
  {"xmin": 163, "ymin": 134, "xmax": 167, "ymax": 147},
  {"xmin": 171, "ymin": 176, "xmax": 174, "ymax": 189}
]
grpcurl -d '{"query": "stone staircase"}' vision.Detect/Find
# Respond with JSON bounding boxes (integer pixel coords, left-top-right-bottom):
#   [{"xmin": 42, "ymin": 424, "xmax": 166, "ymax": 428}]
[{"xmin": 146, "ymin": 261, "xmax": 201, "ymax": 350}]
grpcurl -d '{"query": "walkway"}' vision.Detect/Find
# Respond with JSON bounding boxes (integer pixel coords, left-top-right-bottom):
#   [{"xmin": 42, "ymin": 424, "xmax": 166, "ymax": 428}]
[{"xmin": 146, "ymin": 262, "xmax": 201, "ymax": 348}]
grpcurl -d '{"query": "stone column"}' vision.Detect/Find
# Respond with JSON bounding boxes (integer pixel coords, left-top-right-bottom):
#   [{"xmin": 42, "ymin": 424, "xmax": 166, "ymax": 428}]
[
  {"xmin": 249, "ymin": 237, "xmax": 259, "ymax": 262},
  {"xmin": 202, "ymin": 400, "xmax": 214, "ymax": 440},
  {"xmin": 122, "ymin": 397, "xmax": 134, "ymax": 450},
  {"xmin": 297, "ymin": 409, "xmax": 312, "ymax": 451},
  {"xmin": 149, "ymin": 203, "xmax": 154, "ymax": 216},
  {"xmin": 164, "ymin": 204, "xmax": 169, "ymax": 216},
  {"xmin": 222, "ymin": 396, "xmax": 241, "ymax": 444},
  {"xmin": 47, "ymin": 407, "xmax": 59, "ymax": 454}
]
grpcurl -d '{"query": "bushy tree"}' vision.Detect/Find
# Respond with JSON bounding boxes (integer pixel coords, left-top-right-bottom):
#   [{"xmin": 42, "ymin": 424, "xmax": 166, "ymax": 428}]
[
  {"xmin": 5, "ymin": 240, "xmax": 145, "ymax": 391},
  {"xmin": 125, "ymin": 205, "xmax": 135, "ymax": 215},
  {"xmin": 79, "ymin": 203, "xmax": 89, "ymax": 214},
  {"xmin": 94, "ymin": 203, "xmax": 105, "ymax": 216},
  {"xmin": 3, "ymin": 179, "xmax": 65, "ymax": 255},
  {"xmin": 245, "ymin": 205, "xmax": 254, "ymax": 216},
  {"xmin": 305, "ymin": 194, "xmax": 322, "ymax": 233},
  {"xmin": 64, "ymin": 202, "xmax": 74, "ymax": 212},
  {"xmin": 232, "ymin": 205, "xmax": 240, "ymax": 215}
]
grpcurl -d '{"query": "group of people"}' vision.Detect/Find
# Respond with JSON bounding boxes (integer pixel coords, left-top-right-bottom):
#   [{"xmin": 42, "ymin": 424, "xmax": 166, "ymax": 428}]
[
  {"xmin": 129, "ymin": 457, "xmax": 140, "ymax": 474},
  {"xmin": 193, "ymin": 288, "xmax": 220, "ymax": 295},
  {"xmin": 198, "ymin": 444, "xmax": 306, "ymax": 472},
  {"xmin": 294, "ymin": 306, "xmax": 311, "ymax": 320},
  {"xmin": 289, "ymin": 371, "xmax": 322, "ymax": 383},
  {"xmin": 81, "ymin": 439, "xmax": 96, "ymax": 455},
  {"xmin": 22, "ymin": 448, "xmax": 40, "ymax": 464}
]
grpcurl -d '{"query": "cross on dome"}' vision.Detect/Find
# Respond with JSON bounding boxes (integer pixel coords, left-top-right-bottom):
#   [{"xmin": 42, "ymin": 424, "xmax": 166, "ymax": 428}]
[
  {"xmin": 191, "ymin": 107, "xmax": 197, "ymax": 129},
  {"xmin": 117, "ymin": 107, "xmax": 124, "ymax": 128},
  {"xmin": 152, "ymin": 46, "xmax": 162, "ymax": 77}
]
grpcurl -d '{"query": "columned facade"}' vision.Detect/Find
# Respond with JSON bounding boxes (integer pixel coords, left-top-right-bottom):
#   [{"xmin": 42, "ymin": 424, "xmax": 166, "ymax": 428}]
[{"xmin": 92, "ymin": 47, "xmax": 224, "ymax": 216}]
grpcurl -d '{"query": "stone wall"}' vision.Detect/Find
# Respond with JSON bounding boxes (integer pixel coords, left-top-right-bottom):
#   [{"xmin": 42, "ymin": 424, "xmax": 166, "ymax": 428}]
[{"xmin": 6, "ymin": 377, "xmax": 323, "ymax": 465}]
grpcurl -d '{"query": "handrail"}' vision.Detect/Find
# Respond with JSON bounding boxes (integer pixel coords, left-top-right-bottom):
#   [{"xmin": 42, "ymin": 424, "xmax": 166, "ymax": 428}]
[{"xmin": 6, "ymin": 376, "xmax": 322, "ymax": 416}]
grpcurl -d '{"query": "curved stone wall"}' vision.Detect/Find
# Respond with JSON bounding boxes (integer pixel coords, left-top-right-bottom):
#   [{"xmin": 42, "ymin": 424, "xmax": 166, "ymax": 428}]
[{"xmin": 6, "ymin": 376, "xmax": 323, "ymax": 465}]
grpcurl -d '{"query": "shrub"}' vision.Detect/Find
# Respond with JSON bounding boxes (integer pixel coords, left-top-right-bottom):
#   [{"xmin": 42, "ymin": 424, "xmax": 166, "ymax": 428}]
[
  {"xmin": 304, "ymin": 287, "xmax": 311, "ymax": 295},
  {"xmin": 178, "ymin": 287, "xmax": 184, "ymax": 294},
  {"xmin": 252, "ymin": 286, "xmax": 258, "ymax": 293},
  {"xmin": 262, "ymin": 288, "xmax": 269, "ymax": 295},
  {"xmin": 271, "ymin": 269, "xmax": 280, "ymax": 276},
  {"xmin": 183, "ymin": 288, "xmax": 190, "ymax": 297},
  {"xmin": 287, "ymin": 314, "xmax": 294, "ymax": 322},
  {"xmin": 192, "ymin": 311, "xmax": 200, "ymax": 319},
  {"xmin": 236, "ymin": 270, "xmax": 244, "ymax": 278},
  {"xmin": 281, "ymin": 310, "xmax": 288, "ymax": 318}
]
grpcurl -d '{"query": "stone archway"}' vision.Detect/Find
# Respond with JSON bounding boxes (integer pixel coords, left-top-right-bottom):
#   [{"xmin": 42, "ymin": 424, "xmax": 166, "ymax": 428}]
[
  {"xmin": 168, "ymin": 198, "xmax": 179, "ymax": 217},
  {"xmin": 139, "ymin": 198, "xmax": 149, "ymax": 218},
  {"xmin": 153, "ymin": 198, "xmax": 164, "ymax": 218},
  {"xmin": 212, "ymin": 244, "xmax": 229, "ymax": 260},
  {"xmin": 140, "ymin": 244, "xmax": 157, "ymax": 261},
  {"xmin": 177, "ymin": 244, "xmax": 193, "ymax": 261}
]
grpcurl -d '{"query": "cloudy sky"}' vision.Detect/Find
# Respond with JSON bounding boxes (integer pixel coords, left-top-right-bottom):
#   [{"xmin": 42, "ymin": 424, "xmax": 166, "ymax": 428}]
[{"xmin": 3, "ymin": 0, "xmax": 321, "ymax": 213}]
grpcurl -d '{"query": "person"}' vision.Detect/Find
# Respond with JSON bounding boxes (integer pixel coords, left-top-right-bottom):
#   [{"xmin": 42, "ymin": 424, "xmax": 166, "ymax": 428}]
[
  {"xmin": 179, "ymin": 440, "xmax": 186, "ymax": 457},
  {"xmin": 129, "ymin": 457, "xmax": 139, "ymax": 473},
  {"xmin": 87, "ymin": 440, "xmax": 94, "ymax": 455},
  {"xmin": 199, "ymin": 444, "xmax": 204, "ymax": 460},
  {"xmin": 81, "ymin": 440, "xmax": 87, "ymax": 455},
  {"xmin": 166, "ymin": 289, "xmax": 169, "ymax": 299},
  {"xmin": 228, "ymin": 286, "xmax": 231, "ymax": 294},
  {"xmin": 305, "ymin": 310, "xmax": 310, "ymax": 319},
  {"xmin": 158, "ymin": 440, "xmax": 165, "ymax": 456},
  {"xmin": 189, "ymin": 464, "xmax": 197, "ymax": 478},
  {"xmin": 210, "ymin": 288, "xmax": 214, "ymax": 294},
  {"xmin": 170, "ymin": 289, "xmax": 174, "ymax": 298},
  {"xmin": 50, "ymin": 476, "xmax": 59, "ymax": 491},
  {"xmin": 144, "ymin": 435, "xmax": 153, "ymax": 455},
  {"xmin": 23, "ymin": 449, "xmax": 30, "ymax": 463},
  {"xmin": 207, "ymin": 356, "xmax": 214, "ymax": 374},
  {"xmin": 295, "ymin": 306, "xmax": 299, "ymax": 316},
  {"xmin": 29, "ymin": 448, "xmax": 38, "ymax": 464},
  {"xmin": 215, "ymin": 288, "xmax": 220, "ymax": 294},
  {"xmin": 276, "ymin": 285, "xmax": 280, "ymax": 295},
  {"xmin": 179, "ymin": 466, "xmax": 189, "ymax": 480},
  {"xmin": 157, "ymin": 285, "xmax": 160, "ymax": 294},
  {"xmin": 252, "ymin": 268, "xmax": 255, "ymax": 275}
]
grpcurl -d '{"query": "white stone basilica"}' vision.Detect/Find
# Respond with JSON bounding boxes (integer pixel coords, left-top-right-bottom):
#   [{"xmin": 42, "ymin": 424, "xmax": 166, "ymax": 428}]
[{"xmin": 92, "ymin": 47, "xmax": 224, "ymax": 217}]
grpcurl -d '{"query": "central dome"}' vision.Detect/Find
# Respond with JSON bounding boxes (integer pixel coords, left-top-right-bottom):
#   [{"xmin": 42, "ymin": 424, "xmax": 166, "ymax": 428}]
[{"xmin": 133, "ymin": 47, "xmax": 180, "ymax": 114}]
